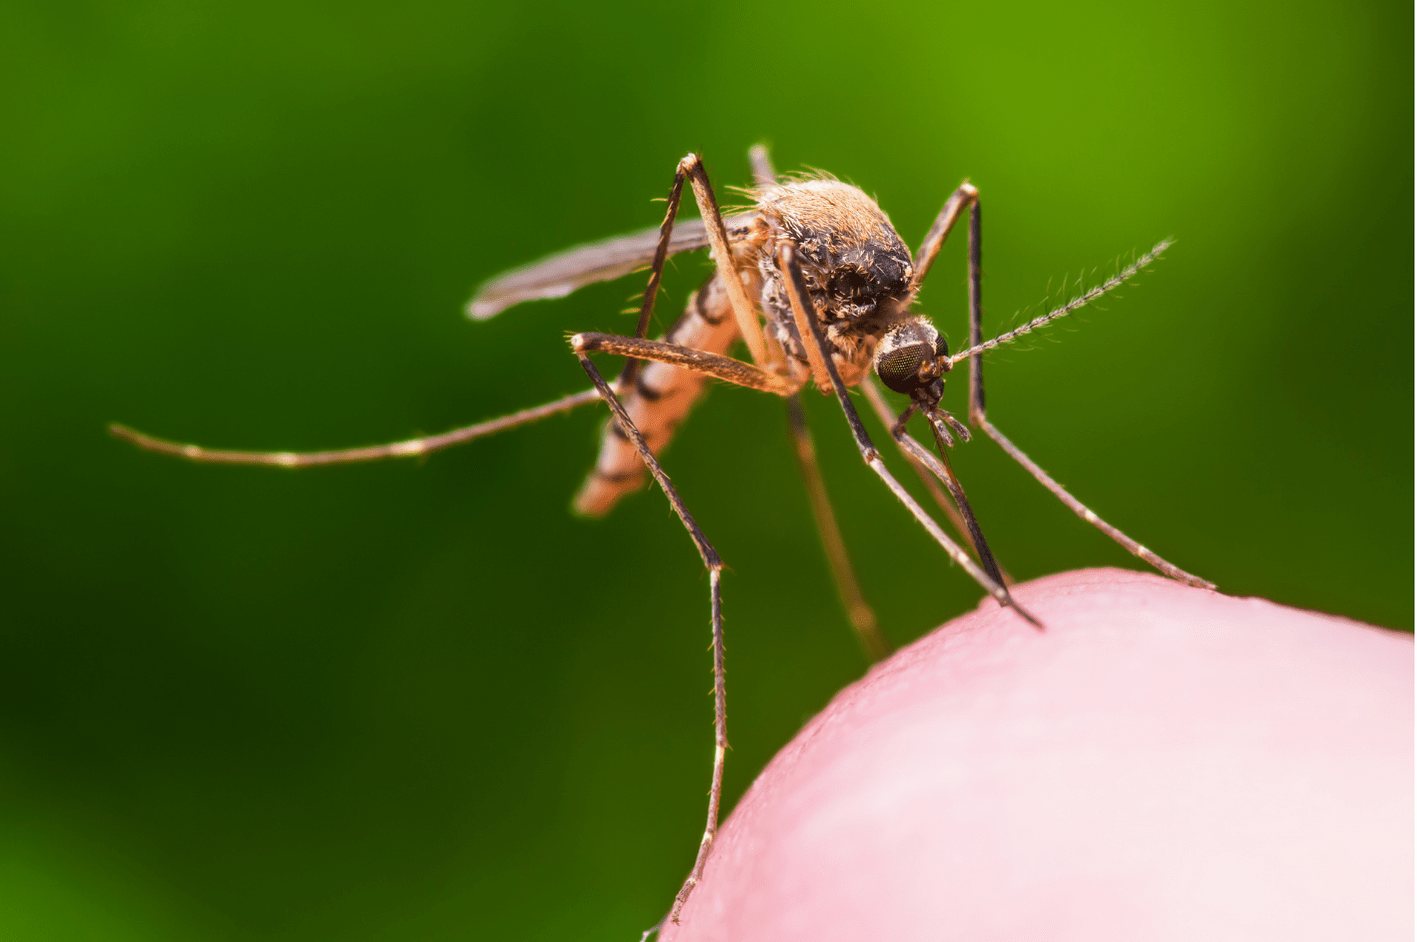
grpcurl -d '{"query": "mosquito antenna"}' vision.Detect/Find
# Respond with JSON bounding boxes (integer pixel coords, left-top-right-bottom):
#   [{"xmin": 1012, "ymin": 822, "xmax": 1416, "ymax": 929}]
[{"xmin": 950, "ymin": 238, "xmax": 1171, "ymax": 365}]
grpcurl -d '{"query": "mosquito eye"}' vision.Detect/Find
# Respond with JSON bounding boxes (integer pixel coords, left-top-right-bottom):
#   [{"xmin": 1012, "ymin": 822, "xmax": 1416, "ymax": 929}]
[{"xmin": 875, "ymin": 343, "xmax": 933, "ymax": 394}]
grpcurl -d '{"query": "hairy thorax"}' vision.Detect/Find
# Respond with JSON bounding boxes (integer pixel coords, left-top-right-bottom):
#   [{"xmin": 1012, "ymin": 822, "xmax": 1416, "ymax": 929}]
[{"xmin": 745, "ymin": 178, "xmax": 917, "ymax": 387}]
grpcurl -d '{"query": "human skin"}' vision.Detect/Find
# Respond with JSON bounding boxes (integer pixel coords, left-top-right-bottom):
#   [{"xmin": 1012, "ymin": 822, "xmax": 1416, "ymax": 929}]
[{"xmin": 660, "ymin": 568, "xmax": 1413, "ymax": 942}]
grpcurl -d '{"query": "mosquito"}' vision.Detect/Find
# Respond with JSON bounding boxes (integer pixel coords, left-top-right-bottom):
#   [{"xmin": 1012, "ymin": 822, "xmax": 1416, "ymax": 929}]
[{"xmin": 110, "ymin": 144, "xmax": 1213, "ymax": 934}]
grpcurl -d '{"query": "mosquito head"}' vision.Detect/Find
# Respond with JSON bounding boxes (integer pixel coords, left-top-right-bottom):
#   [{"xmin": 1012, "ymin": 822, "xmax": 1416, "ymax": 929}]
[{"xmin": 874, "ymin": 317, "xmax": 950, "ymax": 401}]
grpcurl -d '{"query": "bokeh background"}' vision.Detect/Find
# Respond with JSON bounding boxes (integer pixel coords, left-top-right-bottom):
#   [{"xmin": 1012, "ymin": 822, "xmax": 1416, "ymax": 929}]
[{"xmin": 1, "ymin": 0, "xmax": 1411, "ymax": 938}]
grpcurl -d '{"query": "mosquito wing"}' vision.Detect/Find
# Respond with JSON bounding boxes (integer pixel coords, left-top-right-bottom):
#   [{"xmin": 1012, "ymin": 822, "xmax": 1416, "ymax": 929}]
[{"xmin": 467, "ymin": 214, "xmax": 758, "ymax": 320}]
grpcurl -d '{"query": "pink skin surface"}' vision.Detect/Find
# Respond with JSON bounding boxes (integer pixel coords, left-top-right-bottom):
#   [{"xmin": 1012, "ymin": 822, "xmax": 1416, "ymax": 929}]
[{"xmin": 661, "ymin": 568, "xmax": 1413, "ymax": 942}]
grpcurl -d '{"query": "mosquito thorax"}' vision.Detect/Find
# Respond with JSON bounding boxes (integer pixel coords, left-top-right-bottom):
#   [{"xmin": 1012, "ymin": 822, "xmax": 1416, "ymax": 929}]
[
  {"xmin": 874, "ymin": 317, "xmax": 950, "ymax": 396},
  {"xmin": 756, "ymin": 179, "xmax": 914, "ymax": 323}
]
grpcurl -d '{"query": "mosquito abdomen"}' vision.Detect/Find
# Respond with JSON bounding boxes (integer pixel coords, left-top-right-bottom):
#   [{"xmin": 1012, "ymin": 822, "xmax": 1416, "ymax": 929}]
[{"xmin": 573, "ymin": 274, "xmax": 740, "ymax": 517}]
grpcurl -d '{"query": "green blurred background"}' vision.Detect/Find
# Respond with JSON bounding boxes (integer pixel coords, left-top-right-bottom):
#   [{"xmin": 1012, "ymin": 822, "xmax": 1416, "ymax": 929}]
[{"xmin": 1, "ymin": 0, "xmax": 1411, "ymax": 938}]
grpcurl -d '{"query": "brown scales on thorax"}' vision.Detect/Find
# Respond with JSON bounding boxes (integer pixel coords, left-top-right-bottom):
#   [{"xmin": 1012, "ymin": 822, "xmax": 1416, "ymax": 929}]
[
  {"xmin": 576, "ymin": 179, "xmax": 916, "ymax": 516},
  {"xmin": 753, "ymin": 179, "xmax": 916, "ymax": 386}
]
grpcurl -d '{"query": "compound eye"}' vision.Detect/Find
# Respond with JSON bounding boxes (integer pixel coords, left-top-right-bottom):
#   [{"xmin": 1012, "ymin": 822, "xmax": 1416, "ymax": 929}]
[{"xmin": 875, "ymin": 343, "xmax": 933, "ymax": 394}]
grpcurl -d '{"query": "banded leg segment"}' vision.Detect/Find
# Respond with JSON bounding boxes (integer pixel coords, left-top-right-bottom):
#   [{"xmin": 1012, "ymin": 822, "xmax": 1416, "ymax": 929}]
[
  {"xmin": 775, "ymin": 242, "xmax": 1039, "ymax": 627},
  {"xmin": 572, "ymin": 353, "xmax": 728, "ymax": 926},
  {"xmin": 109, "ymin": 388, "xmax": 605, "ymax": 467}
]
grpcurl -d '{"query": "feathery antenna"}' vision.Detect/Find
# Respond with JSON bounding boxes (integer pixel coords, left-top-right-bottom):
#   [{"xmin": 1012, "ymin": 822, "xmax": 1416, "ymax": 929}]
[{"xmin": 950, "ymin": 239, "xmax": 1171, "ymax": 365}]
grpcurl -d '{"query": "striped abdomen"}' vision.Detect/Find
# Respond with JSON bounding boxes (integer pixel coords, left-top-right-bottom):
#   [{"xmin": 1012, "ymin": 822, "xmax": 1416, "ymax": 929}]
[{"xmin": 573, "ymin": 275, "xmax": 739, "ymax": 517}]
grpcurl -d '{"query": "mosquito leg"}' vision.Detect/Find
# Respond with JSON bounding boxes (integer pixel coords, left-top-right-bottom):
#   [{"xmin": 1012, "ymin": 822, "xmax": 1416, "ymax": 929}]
[
  {"xmin": 963, "ymin": 201, "xmax": 988, "ymax": 430},
  {"xmin": 677, "ymin": 153, "xmax": 774, "ymax": 369},
  {"xmin": 571, "ymin": 333, "xmax": 800, "ymax": 396},
  {"xmin": 978, "ymin": 420, "xmax": 1215, "ymax": 589},
  {"xmin": 858, "ymin": 377, "xmax": 1014, "ymax": 584},
  {"xmin": 577, "ymin": 325, "xmax": 888, "ymax": 657},
  {"xmin": 909, "ymin": 180, "xmax": 978, "ymax": 295},
  {"xmin": 945, "ymin": 205, "xmax": 1210, "ymax": 587},
  {"xmin": 889, "ymin": 418, "xmax": 1008, "ymax": 592},
  {"xmin": 785, "ymin": 394, "xmax": 889, "ymax": 661},
  {"xmin": 109, "ymin": 387, "xmax": 605, "ymax": 467},
  {"xmin": 617, "ymin": 159, "xmax": 693, "ymax": 391},
  {"xmin": 775, "ymin": 243, "xmax": 1040, "ymax": 627},
  {"xmin": 906, "ymin": 181, "xmax": 985, "ymax": 418},
  {"xmin": 862, "ymin": 377, "xmax": 951, "ymax": 520},
  {"xmin": 573, "ymin": 353, "xmax": 727, "ymax": 925},
  {"xmin": 620, "ymin": 148, "xmax": 778, "ymax": 384}
]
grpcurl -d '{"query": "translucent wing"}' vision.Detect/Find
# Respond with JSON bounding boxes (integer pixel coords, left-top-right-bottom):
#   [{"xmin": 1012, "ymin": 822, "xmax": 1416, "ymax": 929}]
[{"xmin": 467, "ymin": 214, "xmax": 757, "ymax": 320}]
